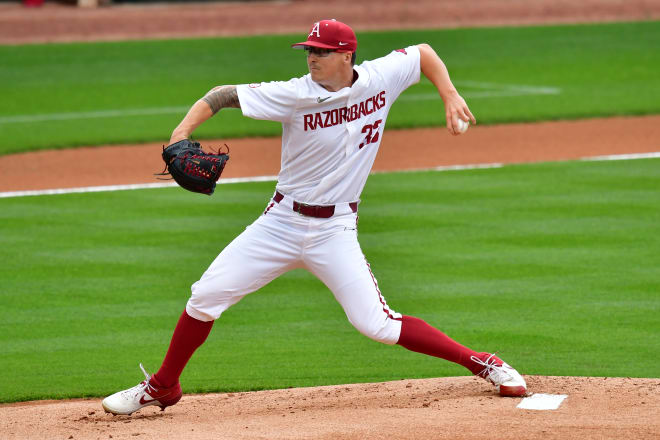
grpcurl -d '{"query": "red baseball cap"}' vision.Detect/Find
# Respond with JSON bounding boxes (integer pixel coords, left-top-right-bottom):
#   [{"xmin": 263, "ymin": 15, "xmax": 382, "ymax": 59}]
[{"xmin": 291, "ymin": 19, "xmax": 357, "ymax": 53}]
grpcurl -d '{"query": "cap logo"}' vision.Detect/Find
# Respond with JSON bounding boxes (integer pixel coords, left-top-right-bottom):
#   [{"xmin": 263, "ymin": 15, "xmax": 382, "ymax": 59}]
[{"xmin": 309, "ymin": 22, "xmax": 321, "ymax": 38}]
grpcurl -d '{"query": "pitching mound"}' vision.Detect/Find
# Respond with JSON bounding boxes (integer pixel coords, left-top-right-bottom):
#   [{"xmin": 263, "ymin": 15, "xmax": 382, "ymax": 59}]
[{"xmin": 2, "ymin": 375, "xmax": 658, "ymax": 439}]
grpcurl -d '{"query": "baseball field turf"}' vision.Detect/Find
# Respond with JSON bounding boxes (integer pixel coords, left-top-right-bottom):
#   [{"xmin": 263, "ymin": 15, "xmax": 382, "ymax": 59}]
[
  {"xmin": 1, "ymin": 20, "xmax": 660, "ymax": 155},
  {"xmin": 1, "ymin": 158, "xmax": 659, "ymax": 402},
  {"xmin": 1, "ymin": 21, "xmax": 659, "ymax": 403}
]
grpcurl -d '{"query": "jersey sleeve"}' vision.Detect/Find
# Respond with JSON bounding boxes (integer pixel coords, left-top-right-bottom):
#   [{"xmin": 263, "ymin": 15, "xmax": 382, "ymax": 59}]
[
  {"xmin": 369, "ymin": 45, "xmax": 421, "ymax": 100},
  {"xmin": 236, "ymin": 78, "xmax": 299, "ymax": 123}
]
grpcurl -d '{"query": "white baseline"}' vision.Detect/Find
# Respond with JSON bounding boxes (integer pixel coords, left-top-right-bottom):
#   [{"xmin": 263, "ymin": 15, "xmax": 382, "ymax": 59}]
[{"xmin": 1, "ymin": 152, "xmax": 657, "ymax": 199}]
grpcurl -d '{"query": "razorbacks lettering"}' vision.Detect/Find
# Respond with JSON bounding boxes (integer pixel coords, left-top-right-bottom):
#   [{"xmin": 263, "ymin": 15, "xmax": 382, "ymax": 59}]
[{"xmin": 303, "ymin": 91, "xmax": 386, "ymax": 131}]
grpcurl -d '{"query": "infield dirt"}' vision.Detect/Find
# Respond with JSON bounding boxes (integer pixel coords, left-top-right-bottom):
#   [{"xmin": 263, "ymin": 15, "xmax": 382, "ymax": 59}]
[
  {"xmin": 1, "ymin": 115, "xmax": 660, "ymax": 192},
  {"xmin": 2, "ymin": 376, "xmax": 659, "ymax": 440},
  {"xmin": 1, "ymin": 1, "xmax": 659, "ymax": 439}
]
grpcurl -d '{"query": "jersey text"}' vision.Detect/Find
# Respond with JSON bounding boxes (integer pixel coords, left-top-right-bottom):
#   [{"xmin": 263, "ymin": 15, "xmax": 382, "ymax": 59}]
[{"xmin": 303, "ymin": 91, "xmax": 386, "ymax": 131}]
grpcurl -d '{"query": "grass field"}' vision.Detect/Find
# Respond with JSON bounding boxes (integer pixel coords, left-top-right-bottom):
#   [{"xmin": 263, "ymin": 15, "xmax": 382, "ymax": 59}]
[
  {"xmin": 1, "ymin": 20, "xmax": 660, "ymax": 154},
  {"xmin": 1, "ymin": 19, "xmax": 659, "ymax": 404},
  {"xmin": 1, "ymin": 158, "xmax": 659, "ymax": 403}
]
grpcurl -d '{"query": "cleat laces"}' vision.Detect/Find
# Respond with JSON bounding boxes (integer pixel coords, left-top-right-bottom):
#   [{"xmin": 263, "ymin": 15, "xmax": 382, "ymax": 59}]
[
  {"xmin": 470, "ymin": 353, "xmax": 513, "ymax": 385},
  {"xmin": 120, "ymin": 363, "xmax": 156, "ymax": 400}
]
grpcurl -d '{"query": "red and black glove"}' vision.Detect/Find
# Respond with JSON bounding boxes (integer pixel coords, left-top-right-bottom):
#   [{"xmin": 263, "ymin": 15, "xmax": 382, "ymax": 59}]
[{"xmin": 157, "ymin": 139, "xmax": 229, "ymax": 195}]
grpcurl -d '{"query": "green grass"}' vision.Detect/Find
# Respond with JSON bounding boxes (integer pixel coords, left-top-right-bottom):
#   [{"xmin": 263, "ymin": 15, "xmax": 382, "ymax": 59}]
[
  {"xmin": 1, "ymin": 20, "xmax": 659, "ymax": 154},
  {"xmin": 1, "ymin": 158, "xmax": 658, "ymax": 402}
]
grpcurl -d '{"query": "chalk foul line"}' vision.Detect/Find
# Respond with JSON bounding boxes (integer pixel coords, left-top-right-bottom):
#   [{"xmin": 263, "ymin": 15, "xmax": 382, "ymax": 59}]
[
  {"xmin": 1, "ymin": 152, "xmax": 657, "ymax": 199},
  {"xmin": 0, "ymin": 176, "xmax": 278, "ymax": 199},
  {"xmin": 581, "ymin": 152, "xmax": 660, "ymax": 161}
]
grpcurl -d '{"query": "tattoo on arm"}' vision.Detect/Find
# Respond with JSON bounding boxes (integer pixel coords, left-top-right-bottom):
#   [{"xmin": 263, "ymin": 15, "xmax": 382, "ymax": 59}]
[{"xmin": 202, "ymin": 85, "xmax": 240, "ymax": 114}]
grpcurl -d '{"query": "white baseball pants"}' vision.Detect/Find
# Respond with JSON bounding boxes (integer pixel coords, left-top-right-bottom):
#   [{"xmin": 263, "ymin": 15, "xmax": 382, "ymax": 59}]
[{"xmin": 186, "ymin": 192, "xmax": 403, "ymax": 344}]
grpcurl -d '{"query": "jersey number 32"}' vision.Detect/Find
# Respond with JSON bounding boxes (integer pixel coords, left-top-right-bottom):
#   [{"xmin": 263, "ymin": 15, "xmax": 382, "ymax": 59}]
[{"xmin": 359, "ymin": 119, "xmax": 383, "ymax": 149}]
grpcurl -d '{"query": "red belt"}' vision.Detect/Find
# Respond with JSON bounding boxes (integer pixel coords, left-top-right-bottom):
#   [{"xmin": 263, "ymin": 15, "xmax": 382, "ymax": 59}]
[{"xmin": 273, "ymin": 191, "xmax": 357, "ymax": 218}]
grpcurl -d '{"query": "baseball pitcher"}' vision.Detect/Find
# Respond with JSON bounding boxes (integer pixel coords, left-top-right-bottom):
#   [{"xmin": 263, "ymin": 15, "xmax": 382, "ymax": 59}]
[{"xmin": 102, "ymin": 19, "xmax": 526, "ymax": 416}]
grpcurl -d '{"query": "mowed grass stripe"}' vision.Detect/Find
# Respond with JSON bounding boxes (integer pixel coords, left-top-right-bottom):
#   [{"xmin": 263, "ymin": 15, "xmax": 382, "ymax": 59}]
[
  {"xmin": 1, "ymin": 21, "xmax": 659, "ymax": 154},
  {"xmin": 0, "ymin": 159, "xmax": 658, "ymax": 402},
  {"xmin": 0, "ymin": 81, "xmax": 561, "ymax": 124}
]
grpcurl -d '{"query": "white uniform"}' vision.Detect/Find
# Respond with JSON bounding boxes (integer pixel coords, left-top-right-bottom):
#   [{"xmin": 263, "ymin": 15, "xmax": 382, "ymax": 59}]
[{"xmin": 186, "ymin": 46, "xmax": 421, "ymax": 344}]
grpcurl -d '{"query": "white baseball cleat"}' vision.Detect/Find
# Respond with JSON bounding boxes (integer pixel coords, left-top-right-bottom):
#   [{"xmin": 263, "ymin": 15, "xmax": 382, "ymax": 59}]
[
  {"xmin": 102, "ymin": 363, "xmax": 182, "ymax": 415},
  {"xmin": 472, "ymin": 353, "xmax": 527, "ymax": 397}
]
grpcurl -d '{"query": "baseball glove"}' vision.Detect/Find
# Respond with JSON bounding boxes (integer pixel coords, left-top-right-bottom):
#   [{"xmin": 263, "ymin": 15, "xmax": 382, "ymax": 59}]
[{"xmin": 157, "ymin": 139, "xmax": 229, "ymax": 195}]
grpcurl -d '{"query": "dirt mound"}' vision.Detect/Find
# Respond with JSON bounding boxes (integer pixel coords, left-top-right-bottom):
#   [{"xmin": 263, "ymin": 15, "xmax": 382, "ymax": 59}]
[
  {"xmin": 2, "ymin": 376, "xmax": 658, "ymax": 439},
  {"xmin": 2, "ymin": 116, "xmax": 660, "ymax": 193}
]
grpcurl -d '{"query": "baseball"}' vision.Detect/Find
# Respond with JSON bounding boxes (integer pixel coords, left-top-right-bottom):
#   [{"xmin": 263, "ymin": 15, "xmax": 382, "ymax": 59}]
[{"xmin": 457, "ymin": 118, "xmax": 469, "ymax": 134}]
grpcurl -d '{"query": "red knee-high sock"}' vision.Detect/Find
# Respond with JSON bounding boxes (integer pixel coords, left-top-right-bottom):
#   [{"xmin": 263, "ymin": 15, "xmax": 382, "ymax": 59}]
[
  {"xmin": 152, "ymin": 310, "xmax": 214, "ymax": 388},
  {"xmin": 397, "ymin": 315, "xmax": 484, "ymax": 375}
]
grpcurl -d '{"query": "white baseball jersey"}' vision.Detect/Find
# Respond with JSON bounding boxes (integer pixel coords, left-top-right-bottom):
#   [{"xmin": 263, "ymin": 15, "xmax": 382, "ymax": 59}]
[
  {"xmin": 188, "ymin": 46, "xmax": 422, "ymax": 345},
  {"xmin": 237, "ymin": 45, "xmax": 421, "ymax": 205}
]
